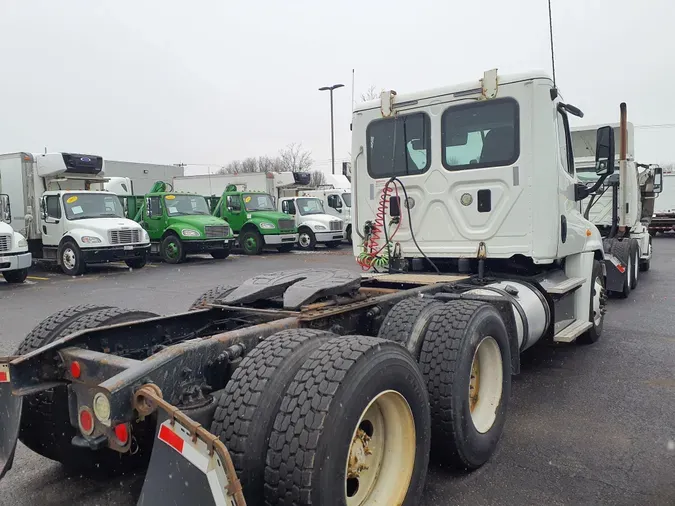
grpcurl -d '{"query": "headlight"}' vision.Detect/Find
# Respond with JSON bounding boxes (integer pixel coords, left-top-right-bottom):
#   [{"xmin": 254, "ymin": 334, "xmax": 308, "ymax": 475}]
[
  {"xmin": 81, "ymin": 236, "xmax": 102, "ymax": 244},
  {"xmin": 18, "ymin": 238, "xmax": 27, "ymax": 248},
  {"xmin": 181, "ymin": 228, "xmax": 200, "ymax": 237},
  {"xmin": 142, "ymin": 230, "xmax": 150, "ymax": 242},
  {"xmin": 315, "ymin": 225, "xmax": 327, "ymax": 231},
  {"xmin": 259, "ymin": 222, "xmax": 276, "ymax": 230}
]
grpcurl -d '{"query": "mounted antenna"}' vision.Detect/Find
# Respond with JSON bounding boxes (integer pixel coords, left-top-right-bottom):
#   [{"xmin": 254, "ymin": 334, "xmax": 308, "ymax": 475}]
[{"xmin": 548, "ymin": 0, "xmax": 557, "ymax": 90}]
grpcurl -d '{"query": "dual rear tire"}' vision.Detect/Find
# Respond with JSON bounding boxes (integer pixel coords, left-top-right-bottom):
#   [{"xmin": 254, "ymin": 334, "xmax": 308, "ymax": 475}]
[
  {"xmin": 211, "ymin": 329, "xmax": 431, "ymax": 506},
  {"xmin": 380, "ymin": 298, "xmax": 512, "ymax": 469}
]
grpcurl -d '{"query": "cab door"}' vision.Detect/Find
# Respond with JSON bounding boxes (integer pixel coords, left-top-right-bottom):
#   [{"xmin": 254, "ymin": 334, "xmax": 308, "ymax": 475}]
[
  {"xmin": 144, "ymin": 196, "xmax": 165, "ymax": 241},
  {"xmin": 224, "ymin": 195, "xmax": 246, "ymax": 232},
  {"xmin": 555, "ymin": 106, "xmax": 586, "ymax": 257},
  {"xmin": 40, "ymin": 194, "xmax": 65, "ymax": 248}
]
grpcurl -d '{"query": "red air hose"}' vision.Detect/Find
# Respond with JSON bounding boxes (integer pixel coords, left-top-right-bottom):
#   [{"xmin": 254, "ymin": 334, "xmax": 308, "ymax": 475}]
[{"xmin": 357, "ymin": 180, "xmax": 402, "ymax": 270}]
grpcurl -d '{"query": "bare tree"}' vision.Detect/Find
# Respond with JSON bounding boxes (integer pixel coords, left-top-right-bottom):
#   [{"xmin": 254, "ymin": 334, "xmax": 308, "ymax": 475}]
[
  {"xmin": 279, "ymin": 143, "xmax": 313, "ymax": 172},
  {"xmin": 309, "ymin": 170, "xmax": 326, "ymax": 187},
  {"xmin": 360, "ymin": 85, "xmax": 383, "ymax": 102}
]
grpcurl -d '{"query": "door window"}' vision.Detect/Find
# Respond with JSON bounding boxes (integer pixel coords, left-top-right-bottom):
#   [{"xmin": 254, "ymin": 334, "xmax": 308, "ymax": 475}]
[
  {"xmin": 327, "ymin": 194, "xmax": 342, "ymax": 209},
  {"xmin": 148, "ymin": 196, "xmax": 162, "ymax": 217},
  {"xmin": 281, "ymin": 200, "xmax": 297, "ymax": 215},
  {"xmin": 226, "ymin": 195, "xmax": 242, "ymax": 212},
  {"xmin": 557, "ymin": 109, "xmax": 574, "ymax": 176},
  {"xmin": 45, "ymin": 195, "xmax": 61, "ymax": 219}
]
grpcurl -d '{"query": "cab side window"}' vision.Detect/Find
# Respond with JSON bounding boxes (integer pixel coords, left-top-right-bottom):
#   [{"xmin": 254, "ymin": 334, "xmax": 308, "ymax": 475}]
[
  {"xmin": 327, "ymin": 195, "xmax": 342, "ymax": 209},
  {"xmin": 557, "ymin": 110, "xmax": 574, "ymax": 176},
  {"xmin": 45, "ymin": 195, "xmax": 61, "ymax": 219},
  {"xmin": 148, "ymin": 196, "xmax": 162, "ymax": 217},
  {"xmin": 227, "ymin": 195, "xmax": 241, "ymax": 211},
  {"xmin": 281, "ymin": 200, "xmax": 296, "ymax": 214}
]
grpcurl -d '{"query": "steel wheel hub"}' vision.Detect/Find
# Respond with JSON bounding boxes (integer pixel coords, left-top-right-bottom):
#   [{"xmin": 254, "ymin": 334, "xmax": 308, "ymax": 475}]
[
  {"xmin": 62, "ymin": 248, "xmax": 76, "ymax": 270},
  {"xmin": 299, "ymin": 233, "xmax": 311, "ymax": 247},
  {"xmin": 344, "ymin": 390, "xmax": 415, "ymax": 506},
  {"xmin": 468, "ymin": 337, "xmax": 503, "ymax": 434}
]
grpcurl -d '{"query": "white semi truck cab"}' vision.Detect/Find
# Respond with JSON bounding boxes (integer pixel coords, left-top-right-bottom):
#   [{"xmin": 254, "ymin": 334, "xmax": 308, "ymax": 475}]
[
  {"xmin": 0, "ymin": 153, "xmax": 150, "ymax": 276},
  {"xmin": 0, "ymin": 194, "xmax": 31, "ymax": 284},
  {"xmin": 573, "ymin": 113, "xmax": 663, "ymax": 296},
  {"xmin": 278, "ymin": 196, "xmax": 345, "ymax": 250}
]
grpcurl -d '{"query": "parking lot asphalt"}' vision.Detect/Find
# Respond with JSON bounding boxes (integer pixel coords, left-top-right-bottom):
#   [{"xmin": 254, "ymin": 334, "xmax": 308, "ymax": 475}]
[{"xmin": 0, "ymin": 242, "xmax": 674, "ymax": 506}]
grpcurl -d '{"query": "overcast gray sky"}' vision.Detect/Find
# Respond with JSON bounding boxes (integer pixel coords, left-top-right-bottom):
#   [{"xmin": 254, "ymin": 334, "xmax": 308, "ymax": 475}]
[{"xmin": 1, "ymin": 0, "xmax": 673, "ymax": 175}]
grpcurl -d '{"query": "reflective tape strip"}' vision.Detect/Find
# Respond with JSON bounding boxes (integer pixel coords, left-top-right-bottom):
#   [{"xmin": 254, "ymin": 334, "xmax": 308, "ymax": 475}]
[
  {"xmin": 156, "ymin": 420, "xmax": 236, "ymax": 505},
  {"xmin": 0, "ymin": 364, "xmax": 9, "ymax": 383},
  {"xmin": 605, "ymin": 255, "xmax": 626, "ymax": 273}
]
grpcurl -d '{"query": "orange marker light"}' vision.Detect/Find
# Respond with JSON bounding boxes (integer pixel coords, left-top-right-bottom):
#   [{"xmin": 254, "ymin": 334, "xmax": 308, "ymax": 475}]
[{"xmin": 586, "ymin": 229, "xmax": 592, "ymax": 237}]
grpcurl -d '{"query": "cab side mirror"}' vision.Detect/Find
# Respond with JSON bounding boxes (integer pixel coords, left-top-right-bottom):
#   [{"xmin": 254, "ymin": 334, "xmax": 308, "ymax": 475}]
[
  {"xmin": 40, "ymin": 197, "xmax": 48, "ymax": 220},
  {"xmin": 0, "ymin": 195, "xmax": 11, "ymax": 223},
  {"xmin": 653, "ymin": 167, "xmax": 663, "ymax": 193},
  {"xmin": 595, "ymin": 126, "xmax": 615, "ymax": 176}
]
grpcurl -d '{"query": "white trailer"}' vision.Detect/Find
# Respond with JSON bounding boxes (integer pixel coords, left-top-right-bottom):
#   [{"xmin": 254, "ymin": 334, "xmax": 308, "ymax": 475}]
[
  {"xmin": 102, "ymin": 160, "xmax": 184, "ymax": 195},
  {"xmin": 0, "ymin": 194, "xmax": 31, "ymax": 283},
  {"xmin": 174, "ymin": 172, "xmax": 345, "ymax": 250},
  {"xmin": 0, "ymin": 153, "xmax": 150, "ymax": 275},
  {"xmin": 573, "ymin": 112, "xmax": 662, "ymax": 296}
]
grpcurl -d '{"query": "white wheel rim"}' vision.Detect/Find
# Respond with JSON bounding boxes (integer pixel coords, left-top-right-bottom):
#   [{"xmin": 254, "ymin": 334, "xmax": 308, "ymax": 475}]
[
  {"xmin": 469, "ymin": 337, "xmax": 503, "ymax": 434},
  {"xmin": 634, "ymin": 251, "xmax": 639, "ymax": 279},
  {"xmin": 62, "ymin": 248, "xmax": 76, "ymax": 270},
  {"xmin": 592, "ymin": 278, "xmax": 603, "ymax": 326},
  {"xmin": 299, "ymin": 233, "xmax": 311, "ymax": 247},
  {"xmin": 345, "ymin": 390, "xmax": 416, "ymax": 506},
  {"xmin": 626, "ymin": 254, "xmax": 631, "ymax": 285}
]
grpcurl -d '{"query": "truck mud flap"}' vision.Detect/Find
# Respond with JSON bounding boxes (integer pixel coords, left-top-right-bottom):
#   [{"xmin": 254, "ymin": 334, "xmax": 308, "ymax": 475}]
[
  {"xmin": 0, "ymin": 363, "xmax": 22, "ymax": 479},
  {"xmin": 137, "ymin": 419, "xmax": 239, "ymax": 506},
  {"xmin": 604, "ymin": 254, "xmax": 626, "ymax": 292}
]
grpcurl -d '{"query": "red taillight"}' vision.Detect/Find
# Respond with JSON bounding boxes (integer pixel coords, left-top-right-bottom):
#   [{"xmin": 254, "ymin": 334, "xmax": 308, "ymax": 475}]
[
  {"xmin": 70, "ymin": 361, "xmax": 81, "ymax": 379},
  {"xmin": 114, "ymin": 424, "xmax": 129, "ymax": 445},
  {"xmin": 79, "ymin": 408, "xmax": 94, "ymax": 435},
  {"xmin": 617, "ymin": 264, "xmax": 626, "ymax": 273}
]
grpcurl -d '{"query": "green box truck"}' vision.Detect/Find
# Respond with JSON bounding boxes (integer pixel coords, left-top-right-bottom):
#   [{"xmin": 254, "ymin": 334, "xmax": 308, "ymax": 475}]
[
  {"xmin": 111, "ymin": 180, "xmax": 235, "ymax": 264},
  {"xmin": 172, "ymin": 175, "xmax": 298, "ymax": 255}
]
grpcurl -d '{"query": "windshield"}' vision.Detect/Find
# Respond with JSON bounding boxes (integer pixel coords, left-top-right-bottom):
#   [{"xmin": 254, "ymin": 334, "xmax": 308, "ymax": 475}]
[
  {"xmin": 62, "ymin": 193, "xmax": 125, "ymax": 220},
  {"xmin": 296, "ymin": 197, "xmax": 325, "ymax": 216},
  {"xmin": 164, "ymin": 195, "xmax": 211, "ymax": 216},
  {"xmin": 341, "ymin": 193, "xmax": 351, "ymax": 207},
  {"xmin": 243, "ymin": 193, "xmax": 276, "ymax": 211}
]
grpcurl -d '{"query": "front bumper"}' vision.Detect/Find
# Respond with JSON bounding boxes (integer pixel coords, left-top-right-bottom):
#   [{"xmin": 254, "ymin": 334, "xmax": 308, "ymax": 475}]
[
  {"xmin": 263, "ymin": 233, "xmax": 298, "ymax": 245},
  {"xmin": 81, "ymin": 244, "xmax": 150, "ymax": 264},
  {"xmin": 315, "ymin": 231, "xmax": 345, "ymax": 243},
  {"xmin": 0, "ymin": 252, "xmax": 32, "ymax": 272},
  {"xmin": 183, "ymin": 239, "xmax": 235, "ymax": 253}
]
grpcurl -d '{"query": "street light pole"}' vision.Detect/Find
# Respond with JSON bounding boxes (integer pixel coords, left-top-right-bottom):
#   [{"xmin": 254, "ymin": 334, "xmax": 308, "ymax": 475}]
[{"xmin": 319, "ymin": 83, "xmax": 344, "ymax": 175}]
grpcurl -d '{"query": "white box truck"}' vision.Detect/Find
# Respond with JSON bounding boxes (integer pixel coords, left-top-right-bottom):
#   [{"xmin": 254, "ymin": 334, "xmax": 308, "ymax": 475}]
[
  {"xmin": 299, "ymin": 173, "xmax": 352, "ymax": 243},
  {"xmin": 0, "ymin": 152, "xmax": 150, "ymax": 276},
  {"xmin": 174, "ymin": 172, "xmax": 345, "ymax": 250},
  {"xmin": 0, "ymin": 194, "xmax": 31, "ymax": 284}
]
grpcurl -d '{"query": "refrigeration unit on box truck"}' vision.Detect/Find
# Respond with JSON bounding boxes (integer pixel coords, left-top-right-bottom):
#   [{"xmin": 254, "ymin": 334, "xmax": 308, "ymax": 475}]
[{"xmin": 0, "ymin": 153, "xmax": 150, "ymax": 275}]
